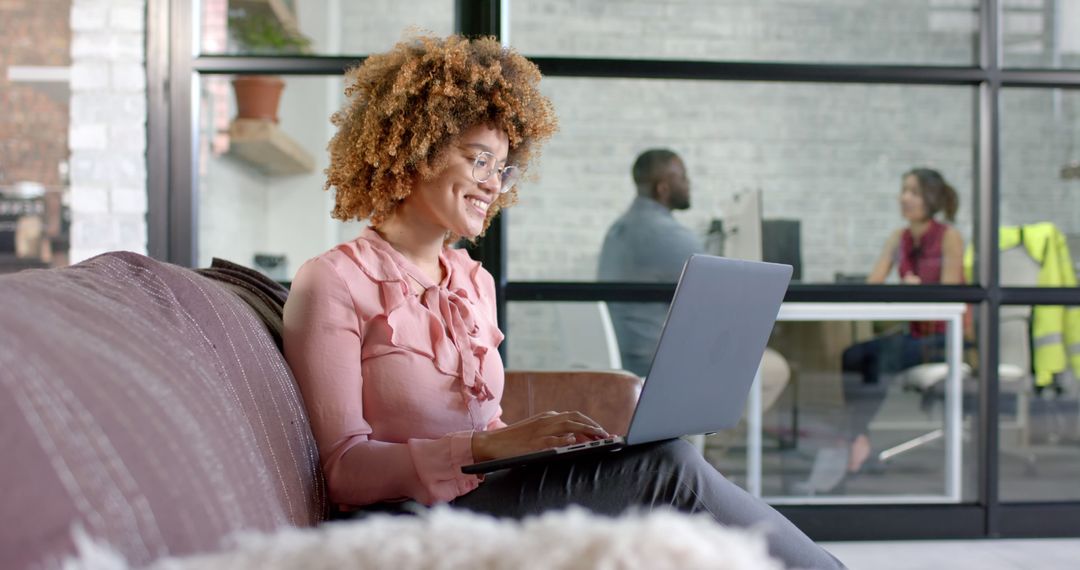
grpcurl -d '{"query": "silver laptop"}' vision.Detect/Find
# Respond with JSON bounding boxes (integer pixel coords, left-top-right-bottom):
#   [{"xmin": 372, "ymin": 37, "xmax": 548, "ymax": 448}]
[{"xmin": 462, "ymin": 254, "xmax": 792, "ymax": 474}]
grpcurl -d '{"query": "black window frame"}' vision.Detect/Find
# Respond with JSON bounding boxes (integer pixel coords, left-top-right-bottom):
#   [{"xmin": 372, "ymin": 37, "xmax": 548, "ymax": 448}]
[{"xmin": 147, "ymin": 0, "xmax": 1080, "ymax": 539}]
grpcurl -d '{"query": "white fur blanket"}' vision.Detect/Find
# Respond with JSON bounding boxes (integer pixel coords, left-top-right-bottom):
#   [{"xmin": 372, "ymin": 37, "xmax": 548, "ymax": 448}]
[{"xmin": 65, "ymin": 507, "xmax": 782, "ymax": 570}]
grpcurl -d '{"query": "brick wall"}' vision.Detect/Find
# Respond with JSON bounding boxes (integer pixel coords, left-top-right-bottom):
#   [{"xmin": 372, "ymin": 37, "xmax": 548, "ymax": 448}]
[
  {"xmin": 508, "ymin": 79, "xmax": 975, "ymax": 284},
  {"xmin": 192, "ymin": 1, "xmax": 1080, "ymax": 369},
  {"xmin": 0, "ymin": 0, "xmax": 70, "ymax": 190},
  {"xmin": 505, "ymin": 0, "xmax": 1078, "ymax": 285},
  {"xmin": 202, "ymin": 1, "xmax": 1079, "ymax": 287},
  {"xmin": 339, "ymin": 0, "xmax": 453, "ymax": 54},
  {"xmin": 510, "ymin": 0, "xmax": 977, "ymax": 64},
  {"xmin": 501, "ymin": 0, "xmax": 1080, "ymax": 367},
  {"xmin": 10, "ymin": 1, "xmax": 1074, "ymax": 278},
  {"xmin": 68, "ymin": 0, "xmax": 147, "ymax": 263},
  {"xmin": 10, "ymin": 0, "xmax": 1065, "ymax": 371},
  {"xmin": 1001, "ymin": 88, "xmax": 1080, "ymax": 231}
]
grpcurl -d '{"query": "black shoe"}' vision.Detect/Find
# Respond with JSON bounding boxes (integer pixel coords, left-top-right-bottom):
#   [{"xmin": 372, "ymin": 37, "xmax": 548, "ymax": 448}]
[{"xmin": 849, "ymin": 454, "xmax": 886, "ymax": 476}]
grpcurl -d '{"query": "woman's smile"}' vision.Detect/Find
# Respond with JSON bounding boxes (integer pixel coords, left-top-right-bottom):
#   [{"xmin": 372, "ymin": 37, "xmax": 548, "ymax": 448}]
[{"xmin": 466, "ymin": 195, "xmax": 490, "ymax": 216}]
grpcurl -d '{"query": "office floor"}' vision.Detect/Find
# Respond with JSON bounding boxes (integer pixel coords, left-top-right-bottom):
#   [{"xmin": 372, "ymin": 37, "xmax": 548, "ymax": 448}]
[
  {"xmin": 697, "ymin": 382, "xmax": 1080, "ymax": 568},
  {"xmin": 821, "ymin": 538, "xmax": 1080, "ymax": 569},
  {"xmin": 705, "ymin": 378, "xmax": 1080, "ymax": 502}
]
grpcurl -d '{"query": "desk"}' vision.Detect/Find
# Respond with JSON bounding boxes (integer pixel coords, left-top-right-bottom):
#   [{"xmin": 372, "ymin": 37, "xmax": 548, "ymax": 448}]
[{"xmin": 747, "ymin": 302, "xmax": 967, "ymax": 505}]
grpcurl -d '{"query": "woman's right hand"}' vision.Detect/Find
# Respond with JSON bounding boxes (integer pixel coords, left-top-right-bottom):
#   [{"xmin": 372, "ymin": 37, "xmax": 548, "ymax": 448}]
[{"xmin": 471, "ymin": 411, "xmax": 611, "ymax": 462}]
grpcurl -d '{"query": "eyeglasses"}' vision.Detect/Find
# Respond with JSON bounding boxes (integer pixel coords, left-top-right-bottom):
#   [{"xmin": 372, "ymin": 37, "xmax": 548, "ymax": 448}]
[{"xmin": 471, "ymin": 151, "xmax": 521, "ymax": 194}]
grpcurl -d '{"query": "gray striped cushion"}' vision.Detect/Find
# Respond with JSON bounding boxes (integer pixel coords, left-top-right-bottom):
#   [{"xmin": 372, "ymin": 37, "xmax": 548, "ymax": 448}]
[{"xmin": 0, "ymin": 252, "xmax": 325, "ymax": 569}]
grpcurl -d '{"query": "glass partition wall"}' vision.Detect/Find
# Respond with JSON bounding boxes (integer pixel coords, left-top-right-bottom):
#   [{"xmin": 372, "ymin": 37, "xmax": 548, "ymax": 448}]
[
  {"xmin": 151, "ymin": 0, "xmax": 1080, "ymax": 540},
  {"xmin": 998, "ymin": 86, "xmax": 1080, "ymax": 505}
]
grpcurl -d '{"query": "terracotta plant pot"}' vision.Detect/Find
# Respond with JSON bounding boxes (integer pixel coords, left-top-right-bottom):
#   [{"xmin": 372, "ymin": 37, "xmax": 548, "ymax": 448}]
[{"xmin": 232, "ymin": 75, "xmax": 285, "ymax": 122}]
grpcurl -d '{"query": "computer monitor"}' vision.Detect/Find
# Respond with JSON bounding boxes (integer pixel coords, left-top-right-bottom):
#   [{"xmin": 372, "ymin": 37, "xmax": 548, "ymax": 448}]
[
  {"xmin": 718, "ymin": 189, "xmax": 763, "ymax": 262},
  {"xmin": 762, "ymin": 219, "xmax": 802, "ymax": 282},
  {"xmin": 708, "ymin": 191, "xmax": 802, "ymax": 281}
]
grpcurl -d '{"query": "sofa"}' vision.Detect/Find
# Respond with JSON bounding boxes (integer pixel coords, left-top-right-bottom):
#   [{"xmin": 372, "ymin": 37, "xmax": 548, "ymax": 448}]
[{"xmin": 0, "ymin": 251, "xmax": 656, "ymax": 569}]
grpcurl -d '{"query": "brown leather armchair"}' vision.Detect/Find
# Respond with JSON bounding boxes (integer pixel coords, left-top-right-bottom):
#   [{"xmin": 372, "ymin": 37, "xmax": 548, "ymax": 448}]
[{"xmin": 502, "ymin": 370, "xmax": 643, "ymax": 435}]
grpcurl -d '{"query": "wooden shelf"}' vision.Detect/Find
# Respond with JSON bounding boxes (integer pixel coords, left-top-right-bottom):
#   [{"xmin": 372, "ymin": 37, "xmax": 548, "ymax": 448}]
[
  {"xmin": 227, "ymin": 119, "xmax": 315, "ymax": 176},
  {"xmin": 7, "ymin": 65, "xmax": 70, "ymax": 105}
]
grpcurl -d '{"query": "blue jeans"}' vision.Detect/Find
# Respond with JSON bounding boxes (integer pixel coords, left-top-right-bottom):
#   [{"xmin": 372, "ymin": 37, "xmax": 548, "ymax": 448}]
[{"xmin": 841, "ymin": 333, "xmax": 946, "ymax": 439}]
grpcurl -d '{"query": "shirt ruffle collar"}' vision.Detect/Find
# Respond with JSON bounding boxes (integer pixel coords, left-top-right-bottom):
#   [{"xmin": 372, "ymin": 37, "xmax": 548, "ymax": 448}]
[{"xmin": 355, "ymin": 228, "xmax": 500, "ymax": 404}]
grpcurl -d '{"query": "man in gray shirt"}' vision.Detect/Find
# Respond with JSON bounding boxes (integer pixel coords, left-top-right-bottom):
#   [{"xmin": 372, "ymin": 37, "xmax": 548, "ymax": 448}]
[{"xmin": 598, "ymin": 149, "xmax": 705, "ymax": 377}]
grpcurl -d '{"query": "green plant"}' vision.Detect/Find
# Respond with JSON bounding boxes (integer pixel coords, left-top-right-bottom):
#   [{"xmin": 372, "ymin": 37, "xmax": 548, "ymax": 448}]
[{"xmin": 228, "ymin": 9, "xmax": 311, "ymax": 54}]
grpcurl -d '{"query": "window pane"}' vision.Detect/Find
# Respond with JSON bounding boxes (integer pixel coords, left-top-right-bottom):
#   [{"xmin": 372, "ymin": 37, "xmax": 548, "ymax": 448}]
[
  {"xmin": 196, "ymin": 74, "xmax": 364, "ymax": 278},
  {"xmin": 1, "ymin": 0, "xmax": 72, "ymax": 274},
  {"xmin": 508, "ymin": 78, "xmax": 975, "ymax": 285},
  {"xmin": 1002, "ymin": 0, "xmax": 1080, "ymax": 69},
  {"xmin": 506, "ymin": 301, "xmax": 625, "ymax": 370},
  {"xmin": 200, "ymin": 0, "xmax": 453, "ymax": 56},
  {"xmin": 749, "ymin": 312, "xmax": 976, "ymax": 503},
  {"xmin": 507, "ymin": 301, "xmax": 979, "ymax": 502},
  {"xmin": 1001, "ymin": 87, "xmax": 1080, "ymax": 280},
  {"xmin": 998, "ymin": 304, "xmax": 1080, "ymax": 502},
  {"xmin": 511, "ymin": 0, "xmax": 979, "ymax": 65}
]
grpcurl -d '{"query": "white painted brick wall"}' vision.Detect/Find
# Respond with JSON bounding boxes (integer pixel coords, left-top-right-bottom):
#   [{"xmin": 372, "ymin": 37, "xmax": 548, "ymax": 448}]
[
  {"xmin": 69, "ymin": 0, "xmax": 147, "ymax": 263},
  {"xmin": 70, "ymin": 2, "xmax": 108, "ymax": 31},
  {"xmin": 511, "ymin": 0, "xmax": 977, "ymax": 64},
  {"xmin": 109, "ymin": 124, "xmax": 147, "ymax": 153},
  {"xmin": 110, "ymin": 3, "xmax": 146, "ymax": 32},
  {"xmin": 505, "ymin": 303, "xmax": 564, "ymax": 370},
  {"xmin": 1001, "ymin": 89, "xmax": 1080, "ymax": 232},
  {"xmin": 506, "ymin": 78, "xmax": 975, "ymax": 285},
  {"xmin": 503, "ymin": 0, "xmax": 1077, "ymax": 365},
  {"xmin": 69, "ymin": 62, "xmax": 110, "ymax": 90},
  {"xmin": 501, "ymin": 1, "xmax": 1077, "ymax": 288},
  {"xmin": 199, "ymin": 0, "xmax": 1069, "ymax": 288},
  {"xmin": 338, "ymin": 0, "xmax": 453, "ymax": 54},
  {"xmin": 71, "ymin": 92, "xmax": 146, "ymax": 123},
  {"xmin": 111, "ymin": 187, "xmax": 148, "ymax": 214},
  {"xmin": 69, "ymin": 186, "xmax": 110, "ymax": 214},
  {"xmin": 61, "ymin": 2, "xmax": 1075, "ymax": 273},
  {"xmin": 185, "ymin": 1, "xmax": 1077, "ymax": 367},
  {"xmin": 68, "ymin": 124, "xmax": 108, "ymax": 151},
  {"xmin": 111, "ymin": 62, "xmax": 147, "ymax": 91},
  {"xmin": 70, "ymin": 32, "xmax": 144, "ymax": 61}
]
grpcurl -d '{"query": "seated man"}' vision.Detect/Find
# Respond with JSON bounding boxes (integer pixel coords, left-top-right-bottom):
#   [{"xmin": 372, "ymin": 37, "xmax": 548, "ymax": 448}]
[{"xmin": 598, "ymin": 149, "xmax": 704, "ymax": 377}]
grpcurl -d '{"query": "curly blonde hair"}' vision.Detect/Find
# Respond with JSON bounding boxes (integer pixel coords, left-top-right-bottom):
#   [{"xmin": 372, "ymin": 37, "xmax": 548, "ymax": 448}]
[{"xmin": 325, "ymin": 34, "xmax": 558, "ymax": 235}]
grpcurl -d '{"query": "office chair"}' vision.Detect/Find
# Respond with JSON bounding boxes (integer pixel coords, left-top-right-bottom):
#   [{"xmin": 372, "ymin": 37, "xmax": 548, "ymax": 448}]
[
  {"xmin": 551, "ymin": 301, "xmax": 623, "ymax": 370},
  {"xmin": 879, "ymin": 245, "xmax": 1039, "ymax": 465}
]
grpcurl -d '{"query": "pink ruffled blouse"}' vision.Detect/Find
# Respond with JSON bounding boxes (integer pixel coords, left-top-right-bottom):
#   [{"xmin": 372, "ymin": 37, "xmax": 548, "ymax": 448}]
[{"xmin": 283, "ymin": 227, "xmax": 506, "ymax": 508}]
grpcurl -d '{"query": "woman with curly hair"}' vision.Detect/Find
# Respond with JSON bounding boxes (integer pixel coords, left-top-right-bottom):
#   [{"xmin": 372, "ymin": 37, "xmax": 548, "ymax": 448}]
[{"xmin": 283, "ymin": 34, "xmax": 843, "ymax": 569}]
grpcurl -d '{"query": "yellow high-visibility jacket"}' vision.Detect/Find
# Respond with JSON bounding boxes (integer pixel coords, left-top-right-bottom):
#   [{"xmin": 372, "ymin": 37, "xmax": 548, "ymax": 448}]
[{"xmin": 963, "ymin": 222, "xmax": 1080, "ymax": 387}]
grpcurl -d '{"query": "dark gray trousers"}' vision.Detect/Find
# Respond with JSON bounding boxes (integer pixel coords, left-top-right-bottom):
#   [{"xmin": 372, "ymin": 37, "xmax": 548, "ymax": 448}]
[{"xmin": 450, "ymin": 439, "xmax": 845, "ymax": 570}]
